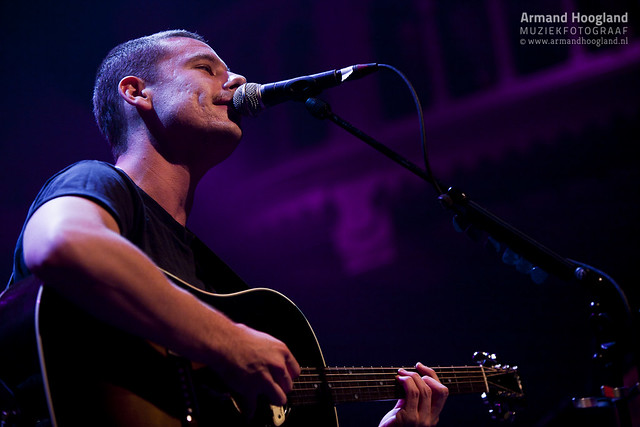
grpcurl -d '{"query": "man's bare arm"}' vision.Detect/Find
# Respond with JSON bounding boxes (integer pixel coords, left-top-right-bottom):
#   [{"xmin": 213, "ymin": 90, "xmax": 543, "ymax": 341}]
[{"xmin": 23, "ymin": 195, "xmax": 300, "ymax": 409}]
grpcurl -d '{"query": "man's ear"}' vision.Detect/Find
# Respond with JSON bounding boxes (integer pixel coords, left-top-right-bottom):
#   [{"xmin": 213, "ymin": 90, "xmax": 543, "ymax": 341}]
[{"xmin": 118, "ymin": 76, "xmax": 153, "ymax": 111}]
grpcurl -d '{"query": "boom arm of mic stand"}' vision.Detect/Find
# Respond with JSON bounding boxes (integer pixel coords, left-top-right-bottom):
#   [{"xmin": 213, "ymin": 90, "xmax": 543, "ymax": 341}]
[
  {"xmin": 304, "ymin": 96, "xmax": 636, "ymax": 384},
  {"xmin": 303, "ymin": 97, "xmax": 629, "ymax": 293}
]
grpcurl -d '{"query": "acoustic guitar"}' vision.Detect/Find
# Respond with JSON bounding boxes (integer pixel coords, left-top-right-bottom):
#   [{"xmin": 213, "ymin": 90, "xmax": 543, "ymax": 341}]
[{"xmin": 0, "ymin": 275, "xmax": 523, "ymax": 426}]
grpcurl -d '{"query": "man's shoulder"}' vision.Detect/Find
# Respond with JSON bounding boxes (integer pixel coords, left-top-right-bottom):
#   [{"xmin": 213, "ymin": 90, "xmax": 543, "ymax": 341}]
[
  {"xmin": 43, "ymin": 160, "xmax": 134, "ymax": 189},
  {"xmin": 54, "ymin": 159, "xmax": 118, "ymax": 177},
  {"xmin": 33, "ymin": 159, "xmax": 137, "ymax": 211}
]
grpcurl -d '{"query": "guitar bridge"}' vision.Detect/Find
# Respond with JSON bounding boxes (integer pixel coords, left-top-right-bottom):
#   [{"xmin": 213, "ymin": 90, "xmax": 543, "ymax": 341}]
[{"xmin": 269, "ymin": 404, "xmax": 288, "ymax": 426}]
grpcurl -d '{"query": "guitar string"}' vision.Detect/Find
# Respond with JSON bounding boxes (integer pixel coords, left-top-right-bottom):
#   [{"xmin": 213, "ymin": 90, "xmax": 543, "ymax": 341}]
[
  {"xmin": 295, "ymin": 375, "xmax": 500, "ymax": 382},
  {"xmin": 288, "ymin": 368, "xmax": 503, "ymax": 401},
  {"xmin": 294, "ymin": 376, "xmax": 488, "ymax": 383},
  {"xmin": 294, "ymin": 375, "xmax": 490, "ymax": 384},
  {"xmin": 291, "ymin": 382, "xmax": 487, "ymax": 392},
  {"xmin": 296, "ymin": 367, "xmax": 507, "ymax": 380},
  {"xmin": 292, "ymin": 381, "xmax": 486, "ymax": 392},
  {"xmin": 288, "ymin": 381, "xmax": 489, "ymax": 404},
  {"xmin": 302, "ymin": 366, "xmax": 515, "ymax": 373},
  {"xmin": 292, "ymin": 374, "xmax": 489, "ymax": 391},
  {"xmin": 288, "ymin": 382, "xmax": 518, "ymax": 406},
  {"xmin": 291, "ymin": 366, "xmax": 515, "ymax": 399}
]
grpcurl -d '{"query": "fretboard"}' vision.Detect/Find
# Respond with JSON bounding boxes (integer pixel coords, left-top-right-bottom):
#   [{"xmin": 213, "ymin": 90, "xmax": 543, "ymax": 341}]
[{"xmin": 289, "ymin": 365, "xmax": 494, "ymax": 406}]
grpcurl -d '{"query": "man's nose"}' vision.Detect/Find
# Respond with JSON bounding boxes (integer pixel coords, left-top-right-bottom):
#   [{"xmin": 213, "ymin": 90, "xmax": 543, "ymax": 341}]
[{"xmin": 225, "ymin": 72, "xmax": 246, "ymax": 90}]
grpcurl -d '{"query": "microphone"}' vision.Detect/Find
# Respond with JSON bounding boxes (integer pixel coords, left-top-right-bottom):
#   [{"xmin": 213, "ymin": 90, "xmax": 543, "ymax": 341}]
[{"xmin": 232, "ymin": 63, "xmax": 379, "ymax": 117}]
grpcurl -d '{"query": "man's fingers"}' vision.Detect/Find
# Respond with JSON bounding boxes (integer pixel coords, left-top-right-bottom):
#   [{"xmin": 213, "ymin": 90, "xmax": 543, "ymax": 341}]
[
  {"xmin": 267, "ymin": 351, "xmax": 301, "ymax": 406},
  {"xmin": 415, "ymin": 362, "xmax": 438, "ymax": 380},
  {"xmin": 416, "ymin": 363, "xmax": 448, "ymax": 395},
  {"xmin": 287, "ymin": 352, "xmax": 301, "ymax": 378},
  {"xmin": 270, "ymin": 365, "xmax": 294, "ymax": 398},
  {"xmin": 264, "ymin": 382, "xmax": 289, "ymax": 407},
  {"xmin": 270, "ymin": 349, "xmax": 300, "ymax": 398},
  {"xmin": 416, "ymin": 362, "xmax": 449, "ymax": 422},
  {"xmin": 398, "ymin": 368, "xmax": 431, "ymax": 418}
]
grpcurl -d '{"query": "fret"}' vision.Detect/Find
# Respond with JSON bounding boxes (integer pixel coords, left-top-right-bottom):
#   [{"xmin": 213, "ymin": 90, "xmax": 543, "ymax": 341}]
[{"xmin": 287, "ymin": 365, "xmax": 505, "ymax": 406}]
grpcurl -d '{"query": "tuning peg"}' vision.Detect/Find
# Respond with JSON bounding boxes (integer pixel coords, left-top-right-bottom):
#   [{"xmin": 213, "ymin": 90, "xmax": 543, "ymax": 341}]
[
  {"xmin": 474, "ymin": 352, "xmax": 525, "ymax": 423},
  {"xmin": 473, "ymin": 351, "xmax": 498, "ymax": 366}
]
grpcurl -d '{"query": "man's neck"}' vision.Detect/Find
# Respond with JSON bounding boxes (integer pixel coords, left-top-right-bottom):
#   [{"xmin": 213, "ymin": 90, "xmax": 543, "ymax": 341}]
[{"xmin": 115, "ymin": 151, "xmax": 197, "ymax": 226}]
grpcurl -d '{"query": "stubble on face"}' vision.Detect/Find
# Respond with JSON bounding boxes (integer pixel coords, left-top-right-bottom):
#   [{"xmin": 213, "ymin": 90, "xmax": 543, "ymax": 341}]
[{"xmin": 148, "ymin": 37, "xmax": 244, "ymax": 167}]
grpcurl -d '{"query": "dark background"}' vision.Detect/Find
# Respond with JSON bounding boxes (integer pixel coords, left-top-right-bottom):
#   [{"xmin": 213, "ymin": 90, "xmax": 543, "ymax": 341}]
[{"xmin": 1, "ymin": 0, "xmax": 639, "ymax": 425}]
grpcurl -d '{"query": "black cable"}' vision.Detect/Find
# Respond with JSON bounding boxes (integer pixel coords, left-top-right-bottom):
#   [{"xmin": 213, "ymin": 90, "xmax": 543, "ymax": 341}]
[
  {"xmin": 377, "ymin": 63, "xmax": 444, "ymax": 196},
  {"xmin": 570, "ymin": 259, "xmax": 633, "ymax": 320}
]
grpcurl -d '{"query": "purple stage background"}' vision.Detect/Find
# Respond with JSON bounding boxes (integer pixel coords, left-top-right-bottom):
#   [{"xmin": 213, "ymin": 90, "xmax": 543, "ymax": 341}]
[{"xmin": 1, "ymin": 1, "xmax": 639, "ymax": 425}]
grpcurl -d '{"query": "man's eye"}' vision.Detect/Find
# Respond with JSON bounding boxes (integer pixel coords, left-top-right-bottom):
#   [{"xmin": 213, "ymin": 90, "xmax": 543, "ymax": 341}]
[{"xmin": 197, "ymin": 65, "xmax": 213, "ymax": 75}]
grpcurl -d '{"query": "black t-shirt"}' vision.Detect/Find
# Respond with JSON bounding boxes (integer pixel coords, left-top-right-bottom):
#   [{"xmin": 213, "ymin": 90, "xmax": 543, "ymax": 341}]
[
  {"xmin": 10, "ymin": 160, "xmax": 247, "ymax": 294},
  {"xmin": 3, "ymin": 161, "xmax": 251, "ymax": 423}
]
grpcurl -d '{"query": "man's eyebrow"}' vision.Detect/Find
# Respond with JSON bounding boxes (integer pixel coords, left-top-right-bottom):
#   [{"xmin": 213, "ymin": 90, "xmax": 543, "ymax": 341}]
[
  {"xmin": 186, "ymin": 53, "xmax": 218, "ymax": 64},
  {"xmin": 186, "ymin": 53, "xmax": 230, "ymax": 71}
]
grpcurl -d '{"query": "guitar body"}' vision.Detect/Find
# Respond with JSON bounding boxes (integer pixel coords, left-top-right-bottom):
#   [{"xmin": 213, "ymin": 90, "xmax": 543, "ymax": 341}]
[
  {"xmin": 0, "ymin": 277, "xmax": 338, "ymax": 427},
  {"xmin": 0, "ymin": 276, "xmax": 50, "ymax": 425}
]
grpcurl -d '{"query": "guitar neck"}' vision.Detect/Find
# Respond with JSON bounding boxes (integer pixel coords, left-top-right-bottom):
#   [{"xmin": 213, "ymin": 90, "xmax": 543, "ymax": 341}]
[{"xmin": 290, "ymin": 365, "xmax": 492, "ymax": 406}]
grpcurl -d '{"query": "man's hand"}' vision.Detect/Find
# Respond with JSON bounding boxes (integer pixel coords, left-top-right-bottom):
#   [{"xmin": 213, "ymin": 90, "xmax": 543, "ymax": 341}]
[
  {"xmin": 216, "ymin": 323, "xmax": 301, "ymax": 418},
  {"xmin": 379, "ymin": 362, "xmax": 449, "ymax": 427}
]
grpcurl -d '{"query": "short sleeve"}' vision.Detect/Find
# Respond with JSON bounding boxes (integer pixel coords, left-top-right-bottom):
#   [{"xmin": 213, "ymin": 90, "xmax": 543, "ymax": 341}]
[
  {"xmin": 27, "ymin": 160, "xmax": 138, "ymax": 236},
  {"xmin": 10, "ymin": 160, "xmax": 141, "ymax": 284}
]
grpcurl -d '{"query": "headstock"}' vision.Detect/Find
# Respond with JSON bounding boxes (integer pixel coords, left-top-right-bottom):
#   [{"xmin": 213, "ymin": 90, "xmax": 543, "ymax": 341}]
[{"xmin": 473, "ymin": 352, "xmax": 525, "ymax": 422}]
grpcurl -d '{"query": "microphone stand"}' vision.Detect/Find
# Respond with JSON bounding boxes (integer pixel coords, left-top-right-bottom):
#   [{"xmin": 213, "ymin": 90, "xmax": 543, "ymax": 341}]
[{"xmin": 304, "ymin": 96, "xmax": 639, "ymax": 425}]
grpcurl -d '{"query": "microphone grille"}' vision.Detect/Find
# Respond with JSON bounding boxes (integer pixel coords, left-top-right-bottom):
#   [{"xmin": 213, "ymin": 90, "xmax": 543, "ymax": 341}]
[{"xmin": 232, "ymin": 83, "xmax": 263, "ymax": 117}]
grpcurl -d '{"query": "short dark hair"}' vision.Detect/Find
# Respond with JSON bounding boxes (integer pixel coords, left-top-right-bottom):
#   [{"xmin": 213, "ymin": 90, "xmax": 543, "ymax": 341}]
[{"xmin": 92, "ymin": 30, "xmax": 206, "ymax": 157}]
